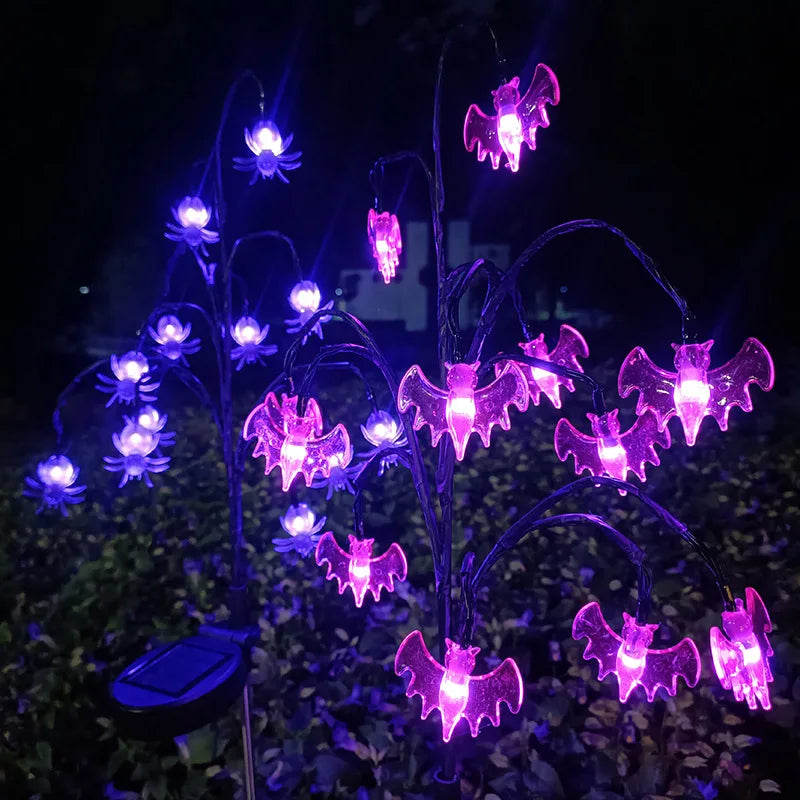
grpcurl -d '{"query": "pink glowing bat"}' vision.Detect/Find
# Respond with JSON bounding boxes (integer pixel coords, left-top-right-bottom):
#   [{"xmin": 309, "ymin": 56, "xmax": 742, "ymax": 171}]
[
  {"xmin": 315, "ymin": 532, "xmax": 407, "ymax": 608},
  {"xmin": 243, "ymin": 392, "xmax": 351, "ymax": 491},
  {"xmin": 554, "ymin": 408, "xmax": 670, "ymax": 484},
  {"xmin": 518, "ymin": 324, "xmax": 589, "ymax": 408},
  {"xmin": 395, "ymin": 630, "xmax": 523, "ymax": 742},
  {"xmin": 367, "ymin": 209, "xmax": 402, "ymax": 284},
  {"xmin": 710, "ymin": 587, "xmax": 773, "ymax": 710},
  {"xmin": 572, "ymin": 602, "xmax": 700, "ymax": 702},
  {"xmin": 618, "ymin": 338, "xmax": 774, "ymax": 446},
  {"xmin": 463, "ymin": 64, "xmax": 559, "ymax": 172},
  {"xmin": 397, "ymin": 361, "xmax": 528, "ymax": 461}
]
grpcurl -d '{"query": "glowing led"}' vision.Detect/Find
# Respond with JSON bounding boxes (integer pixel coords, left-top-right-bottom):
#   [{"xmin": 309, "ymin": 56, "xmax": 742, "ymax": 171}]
[
  {"xmin": 24, "ymin": 454, "xmax": 86, "ymax": 515},
  {"xmin": 164, "ymin": 196, "xmax": 219, "ymax": 253},
  {"xmin": 367, "ymin": 209, "xmax": 403, "ymax": 283},
  {"xmin": 234, "ymin": 120, "xmax": 302, "ymax": 184}
]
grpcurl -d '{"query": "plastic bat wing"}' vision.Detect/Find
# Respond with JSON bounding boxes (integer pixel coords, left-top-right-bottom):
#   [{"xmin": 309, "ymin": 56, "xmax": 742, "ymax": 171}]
[
  {"xmin": 463, "ymin": 104, "xmax": 501, "ymax": 169},
  {"xmin": 369, "ymin": 543, "xmax": 408, "ymax": 600},
  {"xmin": 573, "ymin": 602, "xmax": 700, "ymax": 702},
  {"xmin": 554, "ymin": 418, "xmax": 603, "ymax": 477},
  {"xmin": 460, "ymin": 657, "xmax": 524, "ymax": 736},
  {"xmin": 548, "ymin": 323, "xmax": 589, "ymax": 393},
  {"xmin": 397, "ymin": 366, "xmax": 449, "ymax": 446},
  {"xmin": 618, "ymin": 347, "xmax": 677, "ymax": 429},
  {"xmin": 395, "ymin": 630, "xmax": 446, "ymax": 721},
  {"xmin": 620, "ymin": 412, "xmax": 671, "ymax": 481},
  {"xmin": 746, "ymin": 586, "xmax": 774, "ymax": 674},
  {"xmin": 516, "ymin": 63, "xmax": 560, "ymax": 145},
  {"xmin": 472, "ymin": 362, "xmax": 529, "ymax": 446},
  {"xmin": 315, "ymin": 532, "xmax": 351, "ymax": 594},
  {"xmin": 707, "ymin": 337, "xmax": 774, "ymax": 430}
]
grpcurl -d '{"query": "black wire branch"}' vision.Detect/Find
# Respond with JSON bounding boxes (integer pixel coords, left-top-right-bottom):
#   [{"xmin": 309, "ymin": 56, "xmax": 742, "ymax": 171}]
[
  {"xmin": 469, "ymin": 218, "xmax": 696, "ymax": 364},
  {"xmin": 296, "ymin": 345, "xmax": 382, "ymax": 413},
  {"xmin": 51, "ymin": 358, "xmax": 110, "ymax": 448}
]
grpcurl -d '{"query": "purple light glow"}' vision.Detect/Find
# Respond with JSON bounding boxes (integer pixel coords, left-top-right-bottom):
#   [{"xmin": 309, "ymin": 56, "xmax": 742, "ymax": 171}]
[
  {"xmin": 229, "ymin": 315, "xmax": 277, "ymax": 370},
  {"xmin": 280, "ymin": 503, "xmax": 326, "ymax": 537},
  {"xmin": 572, "ymin": 602, "xmax": 701, "ymax": 702},
  {"xmin": 618, "ymin": 338, "xmax": 774, "ymax": 446},
  {"xmin": 24, "ymin": 455, "xmax": 86, "ymax": 515},
  {"xmin": 148, "ymin": 315, "xmax": 200, "ymax": 362},
  {"xmin": 316, "ymin": 532, "xmax": 407, "ymax": 608},
  {"xmin": 38, "ymin": 454, "xmax": 78, "ymax": 488},
  {"xmin": 361, "ymin": 410, "xmax": 401, "ymax": 446},
  {"xmin": 234, "ymin": 120, "xmax": 302, "ymax": 184},
  {"xmin": 164, "ymin": 196, "xmax": 219, "ymax": 252},
  {"xmin": 395, "ymin": 631, "xmax": 523, "ymax": 742},
  {"xmin": 710, "ymin": 587, "xmax": 773, "ymax": 710},
  {"xmin": 463, "ymin": 64, "xmax": 559, "ymax": 172},
  {"xmin": 104, "ymin": 423, "xmax": 170, "ymax": 488},
  {"xmin": 397, "ymin": 361, "xmax": 528, "ymax": 461},
  {"xmin": 367, "ymin": 209, "xmax": 403, "ymax": 284},
  {"xmin": 95, "ymin": 352, "xmax": 159, "ymax": 408},
  {"xmin": 285, "ymin": 281, "xmax": 333, "ymax": 343}
]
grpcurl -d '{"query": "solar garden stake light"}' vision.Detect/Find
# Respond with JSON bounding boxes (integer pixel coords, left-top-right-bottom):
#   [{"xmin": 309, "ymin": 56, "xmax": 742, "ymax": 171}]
[{"xmin": 25, "ymin": 24, "xmax": 777, "ymax": 797}]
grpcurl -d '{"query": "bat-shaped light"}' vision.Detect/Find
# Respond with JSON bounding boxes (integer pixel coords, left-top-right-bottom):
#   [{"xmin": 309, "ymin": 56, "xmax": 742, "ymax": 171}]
[
  {"xmin": 316, "ymin": 532, "xmax": 407, "ymax": 607},
  {"xmin": 367, "ymin": 209, "xmax": 402, "ymax": 284},
  {"xmin": 397, "ymin": 361, "xmax": 528, "ymax": 461},
  {"xmin": 573, "ymin": 602, "xmax": 701, "ymax": 702},
  {"xmin": 710, "ymin": 587, "xmax": 773, "ymax": 710},
  {"xmin": 395, "ymin": 630, "xmax": 523, "ymax": 742},
  {"xmin": 555, "ymin": 408, "xmax": 670, "ymax": 484},
  {"xmin": 618, "ymin": 338, "xmax": 774, "ymax": 446},
  {"xmin": 518, "ymin": 324, "xmax": 588, "ymax": 408},
  {"xmin": 243, "ymin": 392, "xmax": 351, "ymax": 491},
  {"xmin": 463, "ymin": 63, "xmax": 559, "ymax": 172}
]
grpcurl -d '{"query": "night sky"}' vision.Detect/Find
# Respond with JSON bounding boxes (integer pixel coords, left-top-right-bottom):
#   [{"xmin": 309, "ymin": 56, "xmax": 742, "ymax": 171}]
[{"xmin": 3, "ymin": 0, "xmax": 796, "ymax": 430}]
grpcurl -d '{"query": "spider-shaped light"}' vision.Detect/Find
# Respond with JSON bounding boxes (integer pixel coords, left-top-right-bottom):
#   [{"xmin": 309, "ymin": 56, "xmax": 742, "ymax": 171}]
[
  {"xmin": 285, "ymin": 280, "xmax": 334, "ymax": 343},
  {"xmin": 148, "ymin": 314, "xmax": 200, "ymax": 364},
  {"xmin": 273, "ymin": 503, "xmax": 327, "ymax": 556},
  {"xmin": 23, "ymin": 454, "xmax": 86, "ymax": 515},
  {"xmin": 129, "ymin": 405, "xmax": 176, "ymax": 447},
  {"xmin": 230, "ymin": 315, "xmax": 278, "ymax": 370},
  {"xmin": 310, "ymin": 443, "xmax": 360, "ymax": 500},
  {"xmin": 95, "ymin": 351, "xmax": 160, "ymax": 408},
  {"xmin": 359, "ymin": 410, "xmax": 407, "ymax": 475},
  {"xmin": 233, "ymin": 119, "xmax": 303, "ymax": 185},
  {"xmin": 103, "ymin": 422, "xmax": 171, "ymax": 488},
  {"xmin": 164, "ymin": 196, "xmax": 219, "ymax": 255}
]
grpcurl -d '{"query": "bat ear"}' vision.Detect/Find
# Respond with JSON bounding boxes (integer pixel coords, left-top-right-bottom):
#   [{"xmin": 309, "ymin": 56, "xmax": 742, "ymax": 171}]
[
  {"xmin": 701, "ymin": 339, "xmax": 714, "ymax": 351},
  {"xmin": 347, "ymin": 533, "xmax": 357, "ymax": 547},
  {"xmin": 468, "ymin": 361, "xmax": 480, "ymax": 372},
  {"xmin": 444, "ymin": 361, "xmax": 452, "ymax": 371}
]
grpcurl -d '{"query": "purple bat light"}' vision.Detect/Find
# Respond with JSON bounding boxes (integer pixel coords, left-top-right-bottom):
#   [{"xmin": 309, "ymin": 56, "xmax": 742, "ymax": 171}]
[
  {"xmin": 463, "ymin": 64, "xmax": 559, "ymax": 172},
  {"xmin": 573, "ymin": 602, "xmax": 701, "ymax": 702},
  {"xmin": 710, "ymin": 587, "xmax": 773, "ymax": 710},
  {"xmin": 367, "ymin": 209, "xmax": 402, "ymax": 284},
  {"xmin": 518, "ymin": 324, "xmax": 589, "ymax": 408},
  {"xmin": 397, "ymin": 361, "xmax": 528, "ymax": 461},
  {"xmin": 316, "ymin": 532, "xmax": 407, "ymax": 607},
  {"xmin": 618, "ymin": 338, "xmax": 774, "ymax": 446},
  {"xmin": 395, "ymin": 631, "xmax": 523, "ymax": 742},
  {"xmin": 555, "ymin": 408, "xmax": 670, "ymax": 484},
  {"xmin": 233, "ymin": 120, "xmax": 302, "ymax": 184},
  {"xmin": 243, "ymin": 392, "xmax": 351, "ymax": 491}
]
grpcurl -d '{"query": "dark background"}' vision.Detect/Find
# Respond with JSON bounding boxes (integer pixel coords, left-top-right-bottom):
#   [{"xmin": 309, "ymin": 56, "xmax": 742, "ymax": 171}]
[{"xmin": 2, "ymin": 0, "xmax": 796, "ymax": 439}]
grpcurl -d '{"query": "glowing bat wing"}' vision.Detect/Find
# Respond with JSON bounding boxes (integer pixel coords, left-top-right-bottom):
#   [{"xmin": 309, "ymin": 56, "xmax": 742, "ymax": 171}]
[
  {"xmin": 463, "ymin": 103, "xmax": 502, "ymax": 169},
  {"xmin": 618, "ymin": 346, "xmax": 677, "ymax": 429},
  {"xmin": 638, "ymin": 637, "xmax": 701, "ymax": 702},
  {"xmin": 299, "ymin": 424, "xmax": 351, "ymax": 486},
  {"xmin": 572, "ymin": 601, "xmax": 622, "ymax": 681},
  {"xmin": 548, "ymin": 323, "xmax": 589, "ymax": 394},
  {"xmin": 709, "ymin": 625, "xmax": 741, "ymax": 693},
  {"xmin": 746, "ymin": 586, "xmax": 774, "ymax": 681},
  {"xmin": 397, "ymin": 365, "xmax": 450, "ymax": 448},
  {"xmin": 464, "ymin": 657, "xmax": 523, "ymax": 737},
  {"xmin": 554, "ymin": 418, "xmax": 604, "ymax": 477},
  {"xmin": 707, "ymin": 338, "xmax": 774, "ymax": 431},
  {"xmin": 472, "ymin": 362, "xmax": 529, "ymax": 447},
  {"xmin": 619, "ymin": 411, "xmax": 672, "ymax": 481},
  {"xmin": 315, "ymin": 531, "xmax": 353, "ymax": 596},
  {"xmin": 517, "ymin": 63, "xmax": 560, "ymax": 148},
  {"xmin": 368, "ymin": 542, "xmax": 408, "ymax": 601},
  {"xmin": 242, "ymin": 401, "xmax": 285, "ymax": 474},
  {"xmin": 395, "ymin": 630, "xmax": 446, "ymax": 720}
]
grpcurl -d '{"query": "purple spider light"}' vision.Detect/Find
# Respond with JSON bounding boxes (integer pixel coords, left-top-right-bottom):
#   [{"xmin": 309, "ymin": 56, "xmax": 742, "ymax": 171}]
[
  {"xmin": 710, "ymin": 587, "xmax": 773, "ymax": 710},
  {"xmin": 148, "ymin": 315, "xmax": 200, "ymax": 364},
  {"xmin": 573, "ymin": 602, "xmax": 701, "ymax": 702},
  {"xmin": 230, "ymin": 315, "xmax": 278, "ymax": 370},
  {"xmin": 359, "ymin": 410, "xmax": 407, "ymax": 475},
  {"xmin": 103, "ymin": 422, "xmax": 171, "ymax": 488},
  {"xmin": 130, "ymin": 405, "xmax": 176, "ymax": 447},
  {"xmin": 367, "ymin": 209, "xmax": 402, "ymax": 284},
  {"xmin": 310, "ymin": 443, "xmax": 360, "ymax": 500},
  {"xmin": 273, "ymin": 503, "xmax": 327, "ymax": 557},
  {"xmin": 95, "ymin": 351, "xmax": 159, "ymax": 408},
  {"xmin": 233, "ymin": 120, "xmax": 302, "ymax": 184},
  {"xmin": 23, "ymin": 455, "xmax": 86, "ymax": 515},
  {"xmin": 284, "ymin": 280, "xmax": 334, "ymax": 343},
  {"xmin": 164, "ymin": 196, "xmax": 219, "ymax": 255}
]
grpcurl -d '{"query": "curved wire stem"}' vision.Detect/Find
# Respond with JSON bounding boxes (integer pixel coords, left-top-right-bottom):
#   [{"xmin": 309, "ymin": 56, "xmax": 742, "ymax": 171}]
[{"xmin": 51, "ymin": 358, "xmax": 110, "ymax": 448}]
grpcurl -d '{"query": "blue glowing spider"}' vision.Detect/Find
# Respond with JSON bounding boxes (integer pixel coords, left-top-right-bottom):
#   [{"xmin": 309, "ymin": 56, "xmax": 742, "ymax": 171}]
[
  {"xmin": 230, "ymin": 315, "xmax": 278, "ymax": 370},
  {"xmin": 233, "ymin": 120, "xmax": 302, "ymax": 184},
  {"xmin": 127, "ymin": 405, "xmax": 176, "ymax": 447},
  {"xmin": 103, "ymin": 422, "xmax": 170, "ymax": 488},
  {"xmin": 272, "ymin": 503, "xmax": 327, "ymax": 557},
  {"xmin": 95, "ymin": 351, "xmax": 160, "ymax": 408},
  {"xmin": 358, "ymin": 410, "xmax": 408, "ymax": 476},
  {"xmin": 164, "ymin": 196, "xmax": 219, "ymax": 256},
  {"xmin": 148, "ymin": 315, "xmax": 200, "ymax": 365},
  {"xmin": 23, "ymin": 455, "xmax": 86, "ymax": 515},
  {"xmin": 284, "ymin": 280, "xmax": 334, "ymax": 343},
  {"xmin": 310, "ymin": 445, "xmax": 361, "ymax": 500}
]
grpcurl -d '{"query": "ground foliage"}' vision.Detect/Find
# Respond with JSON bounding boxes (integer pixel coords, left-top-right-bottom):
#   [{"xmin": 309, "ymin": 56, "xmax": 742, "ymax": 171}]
[{"xmin": 1, "ymin": 357, "xmax": 798, "ymax": 800}]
